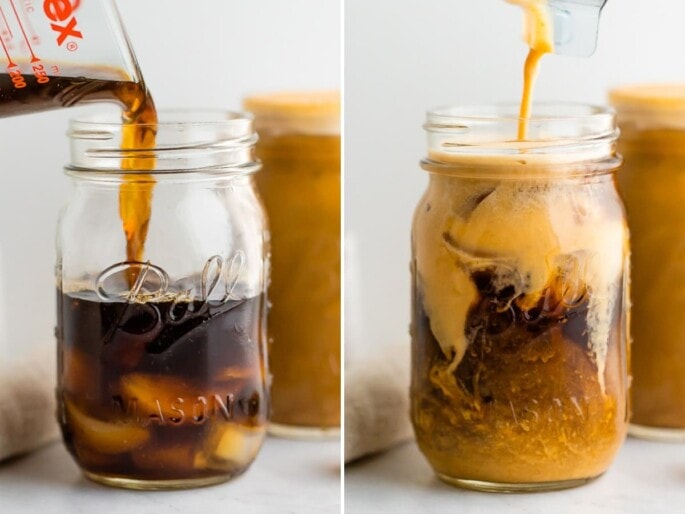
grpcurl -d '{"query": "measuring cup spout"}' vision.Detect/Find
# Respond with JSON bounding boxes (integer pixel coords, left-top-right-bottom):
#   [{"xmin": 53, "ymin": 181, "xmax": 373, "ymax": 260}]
[
  {"xmin": 0, "ymin": 0, "xmax": 147, "ymax": 117},
  {"xmin": 549, "ymin": 0, "xmax": 608, "ymax": 57}
]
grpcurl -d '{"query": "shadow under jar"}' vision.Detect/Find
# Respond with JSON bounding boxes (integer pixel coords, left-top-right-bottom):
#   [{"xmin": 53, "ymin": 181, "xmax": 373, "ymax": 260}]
[
  {"xmin": 611, "ymin": 85, "xmax": 685, "ymax": 441},
  {"xmin": 56, "ymin": 111, "xmax": 269, "ymax": 490},
  {"xmin": 410, "ymin": 104, "xmax": 630, "ymax": 492}
]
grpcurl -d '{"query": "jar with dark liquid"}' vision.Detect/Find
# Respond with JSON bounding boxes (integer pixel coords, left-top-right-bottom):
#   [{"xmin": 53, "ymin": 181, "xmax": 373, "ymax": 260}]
[
  {"xmin": 410, "ymin": 104, "xmax": 630, "ymax": 492},
  {"xmin": 55, "ymin": 111, "xmax": 269, "ymax": 490}
]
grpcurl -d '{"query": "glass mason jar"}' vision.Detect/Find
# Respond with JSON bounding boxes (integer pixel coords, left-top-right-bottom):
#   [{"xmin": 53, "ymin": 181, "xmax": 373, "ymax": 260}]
[
  {"xmin": 611, "ymin": 85, "xmax": 685, "ymax": 441},
  {"xmin": 410, "ymin": 104, "xmax": 630, "ymax": 492},
  {"xmin": 243, "ymin": 92, "xmax": 341, "ymax": 438},
  {"xmin": 55, "ymin": 111, "xmax": 269, "ymax": 490}
]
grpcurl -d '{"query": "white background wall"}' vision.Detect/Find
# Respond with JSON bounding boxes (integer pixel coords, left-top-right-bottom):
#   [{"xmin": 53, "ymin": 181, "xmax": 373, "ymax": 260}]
[
  {"xmin": 0, "ymin": 0, "xmax": 340, "ymax": 364},
  {"xmin": 4, "ymin": 0, "xmax": 684, "ymax": 365},
  {"xmin": 345, "ymin": 0, "xmax": 685, "ymax": 359}
]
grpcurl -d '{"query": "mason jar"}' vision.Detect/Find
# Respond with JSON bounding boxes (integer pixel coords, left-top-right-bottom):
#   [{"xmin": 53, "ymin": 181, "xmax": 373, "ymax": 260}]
[
  {"xmin": 611, "ymin": 85, "xmax": 685, "ymax": 441},
  {"xmin": 410, "ymin": 104, "xmax": 630, "ymax": 492},
  {"xmin": 55, "ymin": 111, "xmax": 269, "ymax": 490},
  {"xmin": 244, "ymin": 92, "xmax": 341, "ymax": 438}
]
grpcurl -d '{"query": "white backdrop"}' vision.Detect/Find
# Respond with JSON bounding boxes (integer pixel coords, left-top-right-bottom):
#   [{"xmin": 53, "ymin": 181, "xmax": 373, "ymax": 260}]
[
  {"xmin": 0, "ymin": 0, "xmax": 340, "ymax": 363},
  {"xmin": 345, "ymin": 0, "xmax": 685, "ymax": 359}
]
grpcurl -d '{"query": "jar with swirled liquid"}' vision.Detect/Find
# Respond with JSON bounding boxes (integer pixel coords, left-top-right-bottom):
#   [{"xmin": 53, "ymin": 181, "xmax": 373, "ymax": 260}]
[{"xmin": 411, "ymin": 104, "xmax": 630, "ymax": 492}]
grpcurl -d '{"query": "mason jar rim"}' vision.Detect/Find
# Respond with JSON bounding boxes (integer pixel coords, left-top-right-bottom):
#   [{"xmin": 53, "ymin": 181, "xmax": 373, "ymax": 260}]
[
  {"xmin": 69, "ymin": 109, "xmax": 254, "ymax": 131},
  {"xmin": 66, "ymin": 109, "xmax": 260, "ymax": 176},
  {"xmin": 243, "ymin": 90, "xmax": 340, "ymax": 136},
  {"xmin": 425, "ymin": 103, "xmax": 616, "ymax": 130},
  {"xmin": 422, "ymin": 102, "xmax": 621, "ymax": 177},
  {"xmin": 610, "ymin": 84, "xmax": 685, "ymax": 132}
]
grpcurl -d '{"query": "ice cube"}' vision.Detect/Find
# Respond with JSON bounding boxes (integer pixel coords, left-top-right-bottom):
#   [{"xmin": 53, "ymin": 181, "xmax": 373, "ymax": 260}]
[
  {"xmin": 65, "ymin": 399, "xmax": 149, "ymax": 454},
  {"xmin": 204, "ymin": 424, "xmax": 266, "ymax": 468}
]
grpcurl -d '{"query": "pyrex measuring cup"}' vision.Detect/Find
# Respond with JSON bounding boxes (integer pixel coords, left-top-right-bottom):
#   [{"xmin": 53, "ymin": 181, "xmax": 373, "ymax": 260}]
[{"xmin": 0, "ymin": 0, "xmax": 147, "ymax": 117}]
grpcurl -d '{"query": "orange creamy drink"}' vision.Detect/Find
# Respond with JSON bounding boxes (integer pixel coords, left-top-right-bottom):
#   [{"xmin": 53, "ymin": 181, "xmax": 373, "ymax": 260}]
[
  {"xmin": 410, "ymin": 2, "xmax": 629, "ymax": 492},
  {"xmin": 245, "ymin": 92, "xmax": 341, "ymax": 436},
  {"xmin": 611, "ymin": 85, "xmax": 685, "ymax": 440}
]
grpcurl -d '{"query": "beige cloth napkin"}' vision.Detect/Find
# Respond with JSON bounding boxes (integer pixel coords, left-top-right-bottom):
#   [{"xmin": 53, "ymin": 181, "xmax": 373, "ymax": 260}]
[
  {"xmin": 0, "ymin": 345, "xmax": 59, "ymax": 462},
  {"xmin": 345, "ymin": 345, "xmax": 414, "ymax": 463}
]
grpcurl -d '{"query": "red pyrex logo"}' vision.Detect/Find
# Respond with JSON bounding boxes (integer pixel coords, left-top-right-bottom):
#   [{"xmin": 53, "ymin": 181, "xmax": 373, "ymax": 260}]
[{"xmin": 43, "ymin": 0, "xmax": 82, "ymax": 46}]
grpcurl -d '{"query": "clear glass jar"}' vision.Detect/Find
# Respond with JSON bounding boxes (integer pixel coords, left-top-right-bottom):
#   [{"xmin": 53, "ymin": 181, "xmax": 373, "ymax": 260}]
[
  {"xmin": 55, "ymin": 111, "xmax": 269, "ymax": 490},
  {"xmin": 611, "ymin": 85, "xmax": 685, "ymax": 441},
  {"xmin": 410, "ymin": 104, "xmax": 630, "ymax": 492},
  {"xmin": 244, "ymin": 92, "xmax": 341, "ymax": 438}
]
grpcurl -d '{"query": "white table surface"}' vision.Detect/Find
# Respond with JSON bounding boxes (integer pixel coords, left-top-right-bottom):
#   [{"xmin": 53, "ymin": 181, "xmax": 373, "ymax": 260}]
[
  {"xmin": 345, "ymin": 437, "xmax": 685, "ymax": 514},
  {"xmin": 0, "ymin": 437, "xmax": 340, "ymax": 514}
]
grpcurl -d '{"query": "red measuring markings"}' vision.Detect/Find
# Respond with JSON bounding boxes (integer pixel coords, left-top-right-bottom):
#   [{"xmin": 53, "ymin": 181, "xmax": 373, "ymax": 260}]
[
  {"xmin": 0, "ymin": 6, "xmax": 16, "ymax": 69},
  {"xmin": 0, "ymin": 6, "xmax": 14, "ymax": 40},
  {"xmin": 0, "ymin": 37, "xmax": 16, "ymax": 67},
  {"xmin": 9, "ymin": 0, "xmax": 38, "ymax": 62}
]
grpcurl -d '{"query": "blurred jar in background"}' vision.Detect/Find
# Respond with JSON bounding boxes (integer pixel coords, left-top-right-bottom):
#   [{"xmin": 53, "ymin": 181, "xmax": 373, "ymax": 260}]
[
  {"xmin": 244, "ymin": 92, "xmax": 341, "ymax": 437},
  {"xmin": 611, "ymin": 85, "xmax": 685, "ymax": 441}
]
